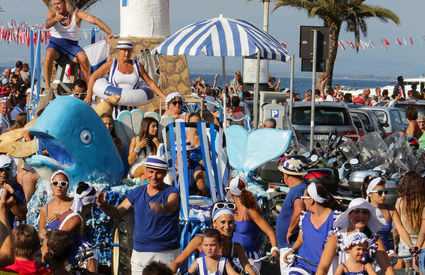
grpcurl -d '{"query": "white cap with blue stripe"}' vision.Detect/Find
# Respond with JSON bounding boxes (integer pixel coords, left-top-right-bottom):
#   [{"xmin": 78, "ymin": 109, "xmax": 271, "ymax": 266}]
[
  {"xmin": 143, "ymin": 155, "xmax": 168, "ymax": 170},
  {"xmin": 116, "ymin": 40, "xmax": 134, "ymax": 49}
]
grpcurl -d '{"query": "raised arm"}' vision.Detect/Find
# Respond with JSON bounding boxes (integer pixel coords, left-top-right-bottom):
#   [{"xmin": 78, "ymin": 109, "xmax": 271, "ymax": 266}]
[
  {"xmin": 0, "ymin": 189, "xmax": 14, "ymax": 266},
  {"xmin": 45, "ymin": 10, "xmax": 63, "ymax": 28},
  {"xmin": 96, "ymin": 192, "xmax": 133, "ymax": 219},
  {"xmin": 76, "ymin": 10, "xmax": 114, "ymax": 41},
  {"xmin": 150, "ymin": 192, "xmax": 179, "ymax": 214},
  {"xmin": 138, "ymin": 64, "xmax": 166, "ymax": 100}
]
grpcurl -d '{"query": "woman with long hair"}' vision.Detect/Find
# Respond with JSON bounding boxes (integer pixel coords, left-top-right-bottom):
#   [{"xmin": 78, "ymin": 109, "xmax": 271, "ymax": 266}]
[
  {"xmin": 316, "ymin": 198, "xmax": 394, "ymax": 275},
  {"xmin": 128, "ymin": 117, "xmax": 159, "ymax": 179},
  {"xmin": 226, "ymin": 177, "xmax": 278, "ymax": 272},
  {"xmin": 362, "ymin": 176, "xmax": 414, "ymax": 268},
  {"xmin": 170, "ymin": 201, "xmax": 256, "ymax": 275},
  {"xmin": 396, "ymin": 171, "xmax": 425, "ymax": 266},
  {"xmin": 283, "ymin": 182, "xmax": 345, "ymax": 274},
  {"xmin": 101, "ymin": 113, "xmax": 122, "ymax": 159}
]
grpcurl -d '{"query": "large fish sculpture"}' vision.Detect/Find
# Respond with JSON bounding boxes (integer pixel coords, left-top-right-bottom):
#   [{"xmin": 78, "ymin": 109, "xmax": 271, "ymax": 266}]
[{"xmin": 26, "ymin": 96, "xmax": 123, "ymax": 186}]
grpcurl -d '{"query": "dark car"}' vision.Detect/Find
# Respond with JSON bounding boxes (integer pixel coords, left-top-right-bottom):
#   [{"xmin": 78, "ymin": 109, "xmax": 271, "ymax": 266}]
[{"xmin": 289, "ymin": 102, "xmax": 359, "ymax": 147}]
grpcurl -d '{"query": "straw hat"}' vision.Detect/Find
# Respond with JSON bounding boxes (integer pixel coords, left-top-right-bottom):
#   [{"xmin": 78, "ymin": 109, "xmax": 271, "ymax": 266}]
[
  {"xmin": 278, "ymin": 157, "xmax": 307, "ymax": 176},
  {"xmin": 333, "ymin": 198, "xmax": 386, "ymax": 233}
]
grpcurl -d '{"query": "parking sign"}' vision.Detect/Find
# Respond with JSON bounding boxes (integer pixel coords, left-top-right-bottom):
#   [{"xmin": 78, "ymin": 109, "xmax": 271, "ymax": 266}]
[{"xmin": 271, "ymin": 109, "xmax": 279, "ymax": 118}]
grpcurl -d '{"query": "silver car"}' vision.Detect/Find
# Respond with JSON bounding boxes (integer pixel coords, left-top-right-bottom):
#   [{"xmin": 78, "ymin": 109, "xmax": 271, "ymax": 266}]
[
  {"xmin": 289, "ymin": 102, "xmax": 359, "ymax": 147},
  {"xmin": 366, "ymin": 106, "xmax": 408, "ymax": 135}
]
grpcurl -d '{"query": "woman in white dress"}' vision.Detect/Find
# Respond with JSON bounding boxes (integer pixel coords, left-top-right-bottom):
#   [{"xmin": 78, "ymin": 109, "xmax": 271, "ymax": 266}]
[{"xmin": 316, "ymin": 198, "xmax": 394, "ymax": 275}]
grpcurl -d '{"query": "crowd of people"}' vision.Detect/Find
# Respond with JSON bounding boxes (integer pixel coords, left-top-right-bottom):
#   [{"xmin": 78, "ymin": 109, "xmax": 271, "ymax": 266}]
[{"xmin": 1, "ymin": 0, "xmax": 425, "ymax": 273}]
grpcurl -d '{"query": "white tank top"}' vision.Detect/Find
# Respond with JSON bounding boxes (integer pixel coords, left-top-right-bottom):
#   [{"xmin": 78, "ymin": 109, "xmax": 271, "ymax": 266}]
[
  {"xmin": 108, "ymin": 58, "xmax": 141, "ymax": 89},
  {"xmin": 49, "ymin": 10, "xmax": 80, "ymax": 41}
]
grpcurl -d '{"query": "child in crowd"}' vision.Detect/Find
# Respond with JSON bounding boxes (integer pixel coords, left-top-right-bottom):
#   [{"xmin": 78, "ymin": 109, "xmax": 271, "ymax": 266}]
[
  {"xmin": 188, "ymin": 229, "xmax": 238, "ymax": 275},
  {"xmin": 335, "ymin": 232, "xmax": 377, "ymax": 275}
]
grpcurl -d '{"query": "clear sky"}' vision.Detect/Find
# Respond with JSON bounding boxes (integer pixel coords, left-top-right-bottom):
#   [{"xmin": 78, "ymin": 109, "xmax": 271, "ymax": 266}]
[{"xmin": 0, "ymin": 0, "xmax": 424, "ymax": 79}]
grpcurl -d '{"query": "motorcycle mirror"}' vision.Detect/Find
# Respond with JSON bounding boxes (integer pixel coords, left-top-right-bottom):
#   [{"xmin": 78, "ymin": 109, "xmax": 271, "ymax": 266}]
[
  {"xmin": 391, "ymin": 173, "xmax": 401, "ymax": 180},
  {"xmin": 302, "ymin": 151, "xmax": 311, "ymax": 158},
  {"xmin": 328, "ymin": 157, "xmax": 337, "ymax": 164},
  {"xmin": 335, "ymin": 136, "xmax": 341, "ymax": 144},
  {"xmin": 349, "ymin": 158, "xmax": 359, "ymax": 165},
  {"xmin": 310, "ymin": 155, "xmax": 318, "ymax": 162}
]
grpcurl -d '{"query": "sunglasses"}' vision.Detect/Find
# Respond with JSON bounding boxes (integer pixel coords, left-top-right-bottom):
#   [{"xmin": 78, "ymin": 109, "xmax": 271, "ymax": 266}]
[
  {"xmin": 370, "ymin": 189, "xmax": 389, "ymax": 196},
  {"xmin": 52, "ymin": 181, "xmax": 69, "ymax": 188},
  {"xmin": 351, "ymin": 209, "xmax": 370, "ymax": 215},
  {"xmin": 301, "ymin": 196, "xmax": 311, "ymax": 200},
  {"xmin": 170, "ymin": 101, "xmax": 183, "ymax": 106},
  {"xmin": 213, "ymin": 202, "xmax": 236, "ymax": 212}
]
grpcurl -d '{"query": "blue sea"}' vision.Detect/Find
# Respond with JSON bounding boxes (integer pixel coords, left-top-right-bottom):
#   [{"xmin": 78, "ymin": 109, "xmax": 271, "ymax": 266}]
[{"xmin": 190, "ymin": 73, "xmax": 392, "ymax": 96}]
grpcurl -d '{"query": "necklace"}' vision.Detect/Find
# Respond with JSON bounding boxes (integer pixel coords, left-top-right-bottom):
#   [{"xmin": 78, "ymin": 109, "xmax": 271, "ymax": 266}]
[{"xmin": 60, "ymin": 11, "xmax": 70, "ymax": 25}]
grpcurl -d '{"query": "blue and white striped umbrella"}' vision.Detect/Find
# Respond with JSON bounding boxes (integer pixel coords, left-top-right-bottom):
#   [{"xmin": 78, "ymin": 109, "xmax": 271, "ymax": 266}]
[{"xmin": 152, "ymin": 14, "xmax": 289, "ymax": 62}]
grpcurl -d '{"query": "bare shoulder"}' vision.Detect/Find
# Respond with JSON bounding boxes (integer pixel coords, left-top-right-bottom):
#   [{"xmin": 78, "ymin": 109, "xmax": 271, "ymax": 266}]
[{"xmin": 46, "ymin": 9, "xmax": 56, "ymax": 18}]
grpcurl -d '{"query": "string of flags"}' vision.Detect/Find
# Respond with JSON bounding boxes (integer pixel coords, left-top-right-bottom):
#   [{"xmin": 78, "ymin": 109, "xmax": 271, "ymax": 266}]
[
  {"xmin": 338, "ymin": 36, "xmax": 424, "ymax": 50},
  {"xmin": 0, "ymin": 20, "xmax": 101, "ymax": 47}
]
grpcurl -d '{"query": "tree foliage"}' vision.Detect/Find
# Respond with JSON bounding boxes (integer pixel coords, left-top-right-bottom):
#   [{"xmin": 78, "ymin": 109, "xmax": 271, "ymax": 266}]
[{"xmin": 271, "ymin": 0, "xmax": 400, "ymax": 84}]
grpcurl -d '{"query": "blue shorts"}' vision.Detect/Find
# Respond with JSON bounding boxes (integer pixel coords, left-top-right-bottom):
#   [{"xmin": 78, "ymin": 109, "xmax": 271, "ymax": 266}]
[{"xmin": 47, "ymin": 36, "xmax": 84, "ymax": 61}]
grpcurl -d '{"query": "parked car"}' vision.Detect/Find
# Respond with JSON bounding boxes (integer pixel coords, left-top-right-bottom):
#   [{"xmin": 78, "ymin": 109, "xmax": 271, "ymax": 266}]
[
  {"xmin": 288, "ymin": 102, "xmax": 359, "ymax": 147},
  {"xmin": 347, "ymin": 104, "xmax": 387, "ymax": 139},
  {"xmin": 367, "ymin": 106, "xmax": 408, "ymax": 135},
  {"xmin": 350, "ymin": 112, "xmax": 366, "ymax": 137}
]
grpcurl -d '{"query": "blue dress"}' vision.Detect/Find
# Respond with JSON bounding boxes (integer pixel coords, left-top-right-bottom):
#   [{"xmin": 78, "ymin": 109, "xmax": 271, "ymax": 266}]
[
  {"xmin": 291, "ymin": 210, "xmax": 339, "ymax": 274},
  {"xmin": 232, "ymin": 209, "xmax": 260, "ymax": 258},
  {"xmin": 341, "ymin": 263, "xmax": 367, "ymax": 275},
  {"xmin": 276, "ymin": 183, "xmax": 307, "ymax": 248},
  {"xmin": 44, "ymin": 203, "xmax": 88, "ymax": 266},
  {"xmin": 377, "ymin": 208, "xmax": 393, "ymax": 252}
]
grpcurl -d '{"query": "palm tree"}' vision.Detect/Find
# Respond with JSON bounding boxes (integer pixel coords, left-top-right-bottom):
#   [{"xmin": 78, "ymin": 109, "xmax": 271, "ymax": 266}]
[{"xmin": 272, "ymin": 0, "xmax": 400, "ymax": 85}]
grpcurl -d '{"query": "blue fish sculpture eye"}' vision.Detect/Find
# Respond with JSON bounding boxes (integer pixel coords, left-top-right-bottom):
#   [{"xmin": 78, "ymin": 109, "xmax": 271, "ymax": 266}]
[{"xmin": 80, "ymin": 130, "xmax": 92, "ymax": 144}]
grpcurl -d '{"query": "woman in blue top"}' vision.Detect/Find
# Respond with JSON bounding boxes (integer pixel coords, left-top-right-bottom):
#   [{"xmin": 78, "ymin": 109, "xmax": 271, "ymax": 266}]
[
  {"xmin": 226, "ymin": 176, "xmax": 278, "ymax": 273},
  {"xmin": 283, "ymin": 182, "xmax": 345, "ymax": 274},
  {"xmin": 361, "ymin": 176, "xmax": 414, "ymax": 268}
]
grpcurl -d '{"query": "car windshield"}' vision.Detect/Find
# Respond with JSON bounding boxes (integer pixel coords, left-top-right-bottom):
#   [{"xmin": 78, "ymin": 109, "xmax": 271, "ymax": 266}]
[{"xmin": 292, "ymin": 107, "xmax": 350, "ymax": 125}]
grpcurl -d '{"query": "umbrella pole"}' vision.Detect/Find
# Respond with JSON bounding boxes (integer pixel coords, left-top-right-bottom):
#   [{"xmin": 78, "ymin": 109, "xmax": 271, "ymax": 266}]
[
  {"xmin": 253, "ymin": 52, "xmax": 261, "ymax": 129},
  {"xmin": 222, "ymin": 56, "xmax": 227, "ymax": 129}
]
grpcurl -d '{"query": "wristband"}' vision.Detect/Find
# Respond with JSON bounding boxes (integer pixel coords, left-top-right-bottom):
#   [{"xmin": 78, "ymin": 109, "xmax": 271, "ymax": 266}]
[
  {"xmin": 270, "ymin": 246, "xmax": 279, "ymax": 254},
  {"xmin": 134, "ymin": 148, "xmax": 141, "ymax": 153}
]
